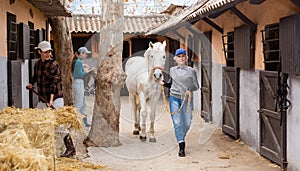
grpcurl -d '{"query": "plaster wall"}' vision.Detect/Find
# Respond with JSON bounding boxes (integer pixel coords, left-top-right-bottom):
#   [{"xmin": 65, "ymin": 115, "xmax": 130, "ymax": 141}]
[
  {"xmin": 22, "ymin": 60, "xmax": 29, "ymax": 108},
  {"xmin": 239, "ymin": 70, "xmax": 260, "ymax": 151},
  {"xmin": 0, "ymin": 0, "xmax": 47, "ymax": 57},
  {"xmin": 211, "ymin": 62, "xmax": 223, "ymax": 126},
  {"xmin": 0, "ymin": 58, "xmax": 8, "ymax": 109},
  {"xmin": 286, "ymin": 76, "xmax": 300, "ymax": 171}
]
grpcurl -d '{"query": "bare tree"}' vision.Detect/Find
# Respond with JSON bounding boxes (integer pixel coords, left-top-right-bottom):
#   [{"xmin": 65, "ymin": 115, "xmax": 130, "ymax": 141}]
[
  {"xmin": 84, "ymin": 0, "xmax": 126, "ymax": 147},
  {"xmin": 49, "ymin": 17, "xmax": 74, "ymax": 105}
]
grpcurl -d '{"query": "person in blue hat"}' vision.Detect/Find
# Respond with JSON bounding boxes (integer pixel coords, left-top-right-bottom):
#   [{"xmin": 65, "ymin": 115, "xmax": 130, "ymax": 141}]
[
  {"xmin": 160, "ymin": 48, "xmax": 199, "ymax": 157},
  {"xmin": 71, "ymin": 47, "xmax": 95, "ymax": 127}
]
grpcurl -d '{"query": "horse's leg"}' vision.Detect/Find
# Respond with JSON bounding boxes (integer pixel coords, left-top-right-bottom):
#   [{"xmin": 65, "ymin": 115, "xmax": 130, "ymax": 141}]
[
  {"xmin": 149, "ymin": 95, "xmax": 160, "ymax": 142},
  {"xmin": 129, "ymin": 94, "xmax": 139, "ymax": 135},
  {"xmin": 139, "ymin": 93, "xmax": 147, "ymax": 141},
  {"xmin": 136, "ymin": 98, "xmax": 141, "ymax": 131}
]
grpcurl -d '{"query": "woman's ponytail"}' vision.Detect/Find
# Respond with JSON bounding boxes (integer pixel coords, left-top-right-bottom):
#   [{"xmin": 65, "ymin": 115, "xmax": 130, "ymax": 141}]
[{"xmin": 71, "ymin": 52, "xmax": 79, "ymax": 73}]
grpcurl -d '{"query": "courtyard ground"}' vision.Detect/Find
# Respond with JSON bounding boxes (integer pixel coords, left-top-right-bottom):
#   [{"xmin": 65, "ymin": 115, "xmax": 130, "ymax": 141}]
[{"xmin": 73, "ymin": 96, "xmax": 280, "ymax": 171}]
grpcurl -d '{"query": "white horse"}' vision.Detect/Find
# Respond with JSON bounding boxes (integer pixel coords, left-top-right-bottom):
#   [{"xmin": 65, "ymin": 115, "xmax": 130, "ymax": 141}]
[{"xmin": 125, "ymin": 41, "xmax": 166, "ymax": 142}]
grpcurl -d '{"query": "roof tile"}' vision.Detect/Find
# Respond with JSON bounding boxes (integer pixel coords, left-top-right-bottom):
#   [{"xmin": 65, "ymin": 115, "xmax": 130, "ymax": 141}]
[{"xmin": 66, "ymin": 14, "xmax": 169, "ymax": 34}]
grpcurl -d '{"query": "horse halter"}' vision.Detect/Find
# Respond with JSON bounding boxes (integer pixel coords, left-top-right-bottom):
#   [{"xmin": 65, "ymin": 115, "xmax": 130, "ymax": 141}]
[{"xmin": 152, "ymin": 66, "xmax": 164, "ymax": 71}]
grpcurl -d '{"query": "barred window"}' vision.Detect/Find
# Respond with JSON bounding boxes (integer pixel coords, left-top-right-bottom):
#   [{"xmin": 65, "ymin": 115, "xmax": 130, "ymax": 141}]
[
  {"xmin": 222, "ymin": 32, "xmax": 234, "ymax": 67},
  {"xmin": 261, "ymin": 24, "xmax": 279, "ymax": 71}
]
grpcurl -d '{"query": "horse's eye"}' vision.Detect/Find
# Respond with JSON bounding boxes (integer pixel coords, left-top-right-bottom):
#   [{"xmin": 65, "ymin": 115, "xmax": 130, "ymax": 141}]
[
  {"xmin": 151, "ymin": 55, "xmax": 153, "ymax": 58},
  {"xmin": 163, "ymin": 55, "xmax": 165, "ymax": 59}
]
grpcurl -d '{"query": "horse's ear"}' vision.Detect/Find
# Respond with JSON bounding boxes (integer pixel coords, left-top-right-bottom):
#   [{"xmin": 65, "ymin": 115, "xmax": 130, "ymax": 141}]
[
  {"xmin": 162, "ymin": 40, "xmax": 166, "ymax": 49},
  {"xmin": 149, "ymin": 41, "xmax": 154, "ymax": 48}
]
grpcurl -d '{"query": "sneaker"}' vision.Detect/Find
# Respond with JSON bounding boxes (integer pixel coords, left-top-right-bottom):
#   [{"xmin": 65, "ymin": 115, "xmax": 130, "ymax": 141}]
[{"xmin": 83, "ymin": 117, "xmax": 91, "ymax": 127}]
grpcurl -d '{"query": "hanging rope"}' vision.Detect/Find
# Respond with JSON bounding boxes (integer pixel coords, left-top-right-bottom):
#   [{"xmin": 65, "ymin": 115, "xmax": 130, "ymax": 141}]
[{"xmin": 161, "ymin": 85, "xmax": 191, "ymax": 115}]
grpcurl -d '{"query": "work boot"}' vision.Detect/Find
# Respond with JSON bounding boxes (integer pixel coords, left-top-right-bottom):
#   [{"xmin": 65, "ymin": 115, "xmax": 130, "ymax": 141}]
[
  {"xmin": 60, "ymin": 134, "xmax": 76, "ymax": 158},
  {"xmin": 178, "ymin": 142, "xmax": 185, "ymax": 157}
]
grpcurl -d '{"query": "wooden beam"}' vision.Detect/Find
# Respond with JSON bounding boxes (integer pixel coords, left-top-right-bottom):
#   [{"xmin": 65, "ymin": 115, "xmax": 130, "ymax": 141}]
[
  {"xmin": 201, "ymin": 0, "xmax": 246, "ymax": 19},
  {"xmin": 249, "ymin": 0, "xmax": 265, "ymax": 4},
  {"xmin": 172, "ymin": 30, "xmax": 185, "ymax": 40},
  {"xmin": 290, "ymin": 0, "xmax": 300, "ymax": 9},
  {"xmin": 230, "ymin": 6, "xmax": 257, "ymax": 31},
  {"xmin": 202, "ymin": 17, "xmax": 224, "ymax": 34},
  {"xmin": 208, "ymin": 8, "xmax": 229, "ymax": 19},
  {"xmin": 185, "ymin": 25, "xmax": 202, "ymax": 37},
  {"xmin": 188, "ymin": 18, "xmax": 200, "ymax": 25},
  {"xmin": 166, "ymin": 32, "xmax": 180, "ymax": 42}
]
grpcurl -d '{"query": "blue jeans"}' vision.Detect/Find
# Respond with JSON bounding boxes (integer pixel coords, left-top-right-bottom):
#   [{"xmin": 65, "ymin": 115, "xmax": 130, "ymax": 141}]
[
  {"xmin": 169, "ymin": 95, "xmax": 193, "ymax": 143},
  {"xmin": 73, "ymin": 79, "xmax": 87, "ymax": 116}
]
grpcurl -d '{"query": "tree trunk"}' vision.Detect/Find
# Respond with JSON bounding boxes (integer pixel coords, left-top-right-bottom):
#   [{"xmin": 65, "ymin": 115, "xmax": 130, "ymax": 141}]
[
  {"xmin": 86, "ymin": 0, "xmax": 126, "ymax": 147},
  {"xmin": 49, "ymin": 17, "xmax": 74, "ymax": 105}
]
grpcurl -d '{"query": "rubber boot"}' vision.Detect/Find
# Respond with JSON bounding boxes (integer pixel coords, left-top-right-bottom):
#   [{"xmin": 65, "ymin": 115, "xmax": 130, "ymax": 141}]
[
  {"xmin": 178, "ymin": 142, "xmax": 185, "ymax": 157},
  {"xmin": 60, "ymin": 134, "xmax": 76, "ymax": 158}
]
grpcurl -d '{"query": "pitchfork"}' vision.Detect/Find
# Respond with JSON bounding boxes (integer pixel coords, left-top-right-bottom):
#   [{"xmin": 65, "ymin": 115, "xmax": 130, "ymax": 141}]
[{"xmin": 26, "ymin": 86, "xmax": 55, "ymax": 109}]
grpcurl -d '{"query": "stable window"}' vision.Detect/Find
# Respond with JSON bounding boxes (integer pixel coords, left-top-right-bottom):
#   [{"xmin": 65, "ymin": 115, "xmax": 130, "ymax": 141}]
[
  {"xmin": 18, "ymin": 22, "xmax": 30, "ymax": 60},
  {"xmin": 261, "ymin": 24, "xmax": 279, "ymax": 71},
  {"xmin": 28, "ymin": 21, "xmax": 36, "ymax": 59},
  {"xmin": 7, "ymin": 12, "xmax": 17, "ymax": 60},
  {"xmin": 222, "ymin": 32, "xmax": 234, "ymax": 67}
]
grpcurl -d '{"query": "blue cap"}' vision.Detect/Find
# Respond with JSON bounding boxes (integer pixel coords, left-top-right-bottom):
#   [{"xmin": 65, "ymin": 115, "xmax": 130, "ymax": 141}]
[
  {"xmin": 78, "ymin": 47, "xmax": 91, "ymax": 54},
  {"xmin": 175, "ymin": 48, "xmax": 186, "ymax": 56}
]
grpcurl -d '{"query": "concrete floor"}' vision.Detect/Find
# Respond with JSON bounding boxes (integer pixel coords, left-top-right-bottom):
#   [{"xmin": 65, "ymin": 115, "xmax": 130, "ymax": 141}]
[{"xmin": 78, "ymin": 95, "xmax": 280, "ymax": 171}]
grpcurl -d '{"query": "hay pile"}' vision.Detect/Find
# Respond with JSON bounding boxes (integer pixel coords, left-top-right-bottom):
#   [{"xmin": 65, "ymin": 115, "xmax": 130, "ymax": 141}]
[
  {"xmin": 0, "ymin": 106, "xmax": 86, "ymax": 170},
  {"xmin": 53, "ymin": 106, "xmax": 82, "ymax": 130},
  {"xmin": 56, "ymin": 158, "xmax": 109, "ymax": 171},
  {"xmin": 0, "ymin": 107, "xmax": 55, "ymax": 170}
]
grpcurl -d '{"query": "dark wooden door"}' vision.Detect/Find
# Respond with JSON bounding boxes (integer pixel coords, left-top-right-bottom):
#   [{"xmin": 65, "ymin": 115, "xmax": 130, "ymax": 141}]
[
  {"xmin": 121, "ymin": 41, "xmax": 130, "ymax": 96},
  {"xmin": 222, "ymin": 67, "xmax": 240, "ymax": 139},
  {"xmin": 259, "ymin": 71, "xmax": 287, "ymax": 169},
  {"xmin": 201, "ymin": 31, "xmax": 212, "ymax": 122},
  {"xmin": 8, "ymin": 60, "xmax": 22, "ymax": 108},
  {"xmin": 29, "ymin": 59, "xmax": 39, "ymax": 108},
  {"xmin": 131, "ymin": 38, "xmax": 157, "ymax": 57}
]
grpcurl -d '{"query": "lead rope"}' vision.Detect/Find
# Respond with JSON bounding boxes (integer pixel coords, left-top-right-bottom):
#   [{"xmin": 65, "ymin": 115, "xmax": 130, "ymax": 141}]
[{"xmin": 161, "ymin": 85, "xmax": 191, "ymax": 114}]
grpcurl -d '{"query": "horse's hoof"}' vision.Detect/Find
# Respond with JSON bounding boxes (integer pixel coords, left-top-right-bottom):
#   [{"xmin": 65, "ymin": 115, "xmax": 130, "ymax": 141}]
[
  {"xmin": 133, "ymin": 130, "xmax": 139, "ymax": 135},
  {"xmin": 149, "ymin": 138, "xmax": 156, "ymax": 143},
  {"xmin": 139, "ymin": 136, "xmax": 147, "ymax": 141}
]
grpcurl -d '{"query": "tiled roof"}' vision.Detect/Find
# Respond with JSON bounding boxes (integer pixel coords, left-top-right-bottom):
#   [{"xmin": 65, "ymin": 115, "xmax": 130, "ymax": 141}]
[
  {"xmin": 185, "ymin": 0, "xmax": 236, "ymax": 20},
  {"xmin": 66, "ymin": 14, "xmax": 169, "ymax": 34},
  {"xmin": 147, "ymin": 0, "xmax": 243, "ymax": 35},
  {"xmin": 146, "ymin": 0, "xmax": 208, "ymax": 35},
  {"xmin": 27, "ymin": 0, "xmax": 70, "ymax": 16}
]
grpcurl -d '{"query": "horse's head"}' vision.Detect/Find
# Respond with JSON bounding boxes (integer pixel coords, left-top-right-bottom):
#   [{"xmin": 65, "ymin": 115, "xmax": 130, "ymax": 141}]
[{"xmin": 144, "ymin": 41, "xmax": 167, "ymax": 81}]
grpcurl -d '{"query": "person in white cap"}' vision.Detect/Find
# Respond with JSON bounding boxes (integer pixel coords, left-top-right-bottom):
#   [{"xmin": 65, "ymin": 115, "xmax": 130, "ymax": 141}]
[
  {"xmin": 71, "ymin": 47, "xmax": 95, "ymax": 127},
  {"xmin": 27, "ymin": 40, "xmax": 64, "ymax": 109},
  {"xmin": 26, "ymin": 41, "xmax": 76, "ymax": 158}
]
